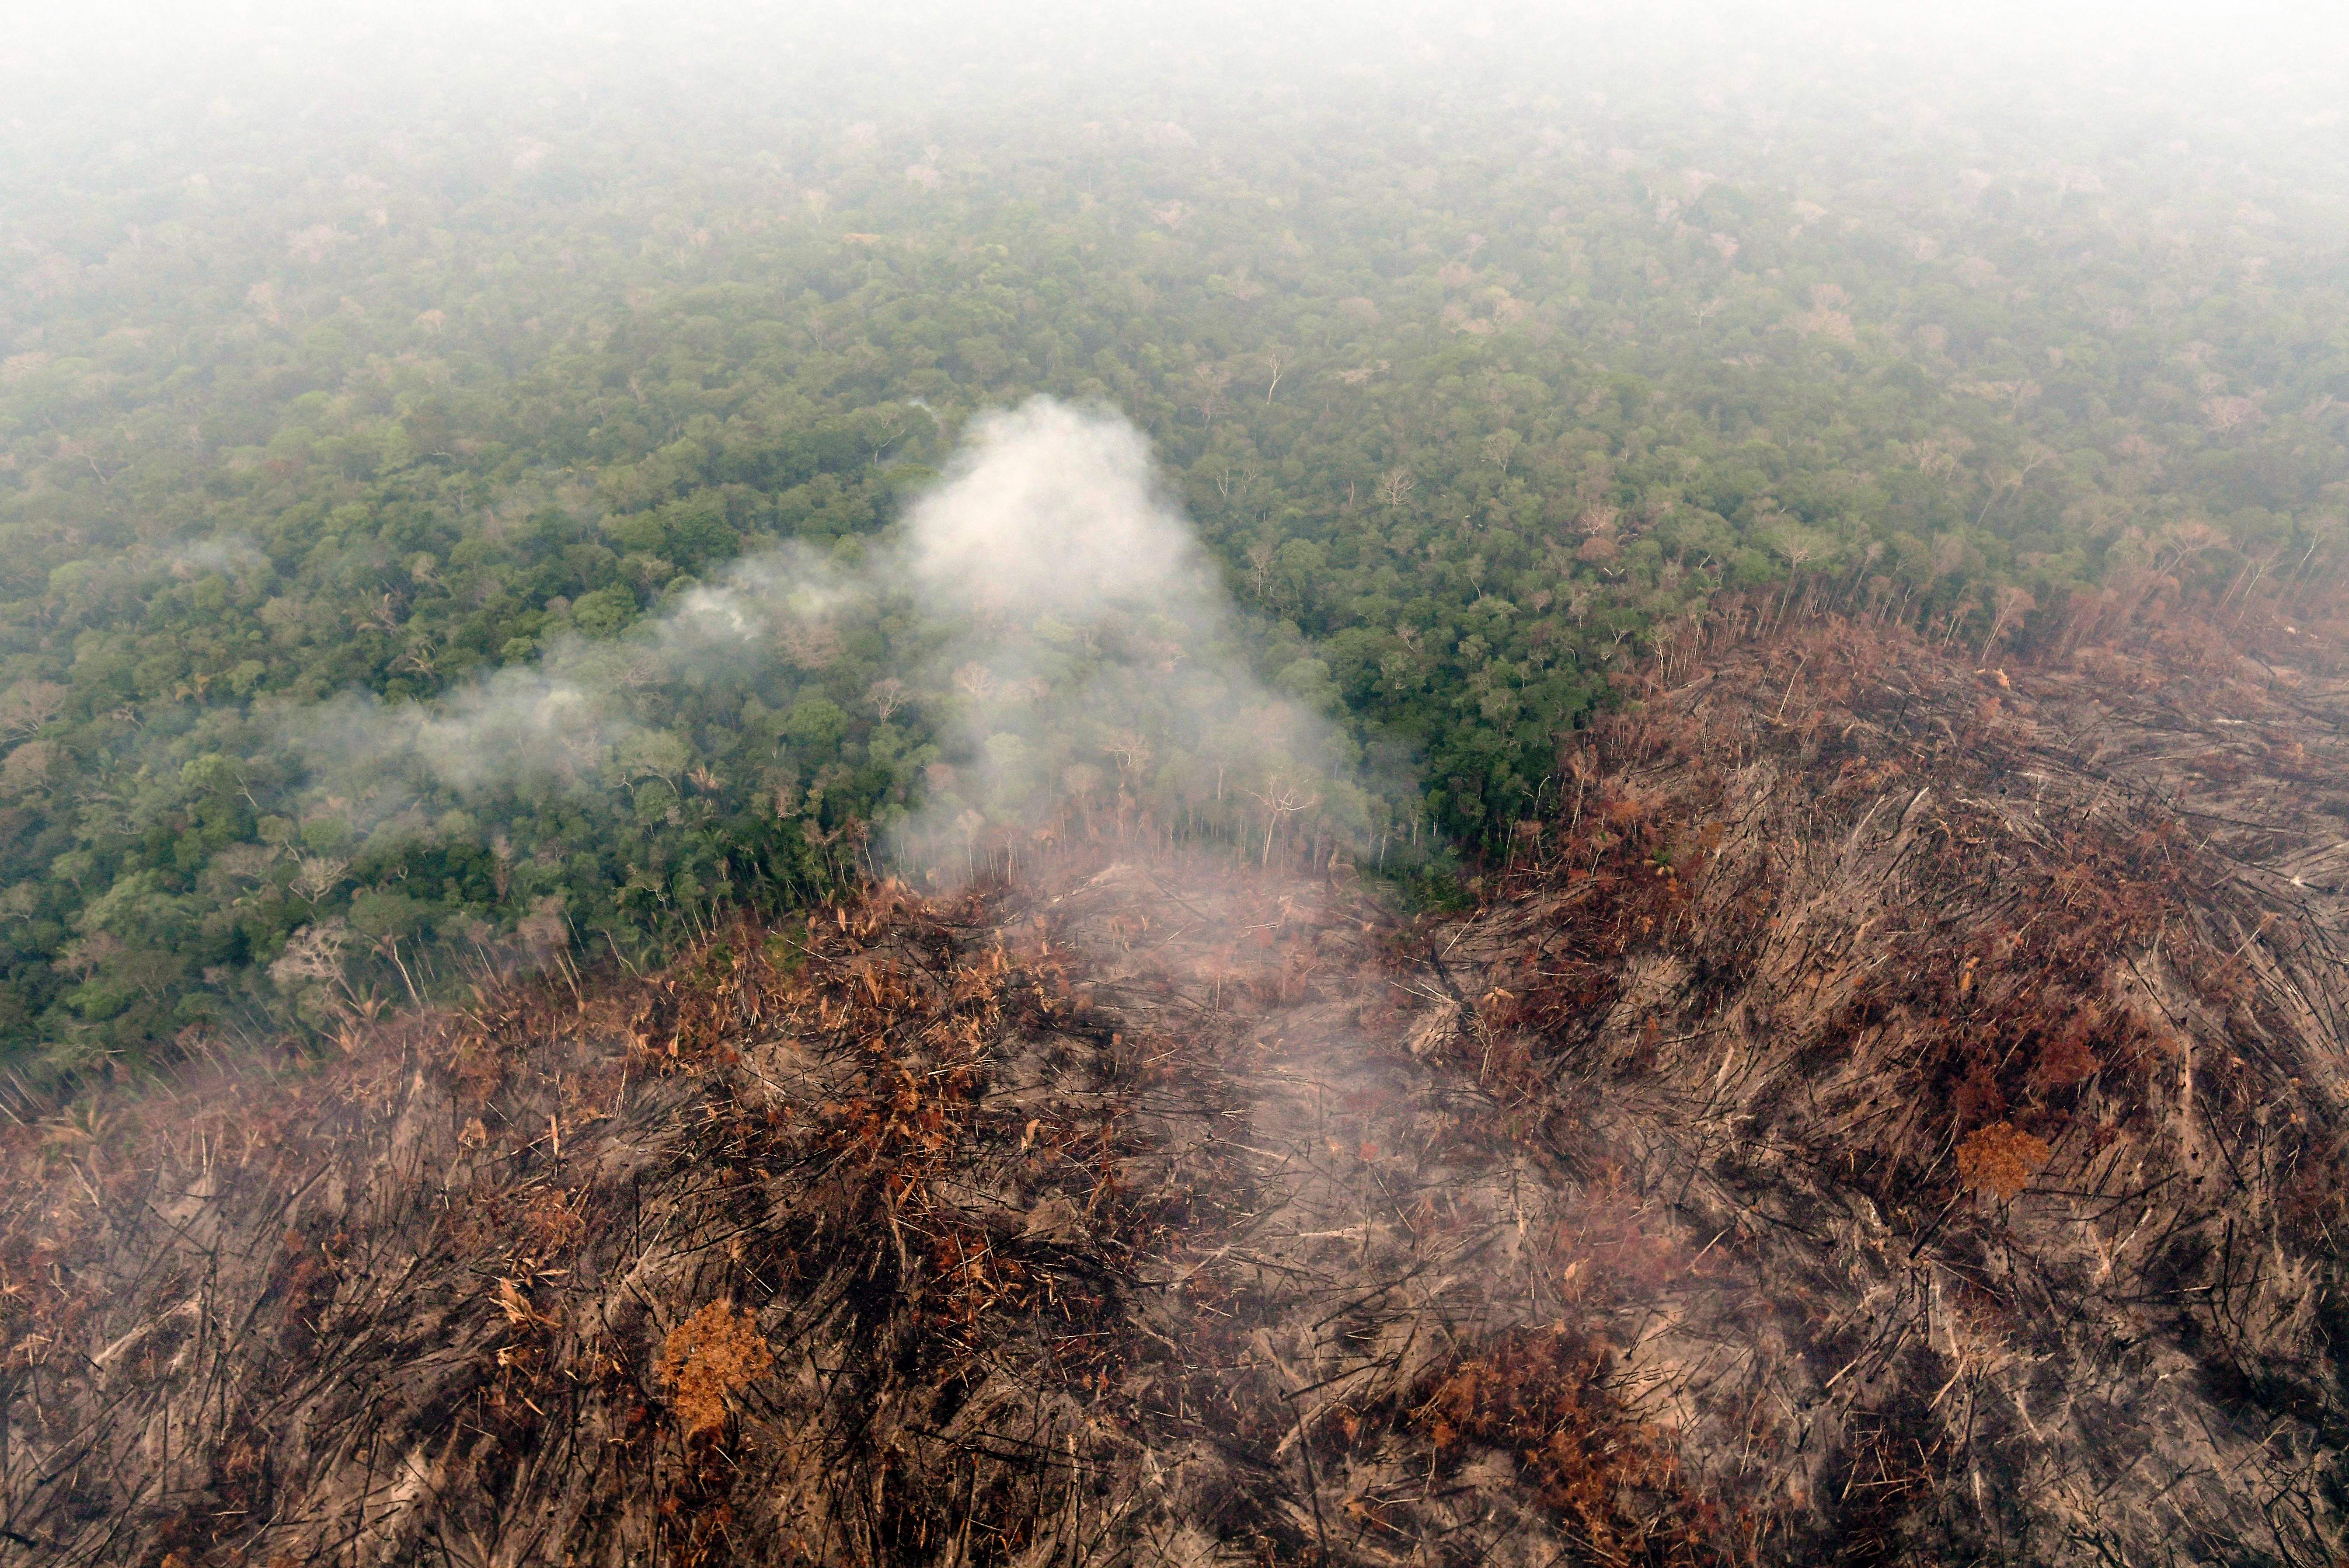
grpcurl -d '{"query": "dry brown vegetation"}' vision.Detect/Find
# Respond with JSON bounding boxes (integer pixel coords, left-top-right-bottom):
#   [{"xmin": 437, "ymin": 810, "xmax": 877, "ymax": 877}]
[
  {"xmin": 657, "ymin": 1303, "xmax": 774, "ymax": 1439},
  {"xmin": 0, "ymin": 590, "xmax": 2344, "ymax": 1565}
]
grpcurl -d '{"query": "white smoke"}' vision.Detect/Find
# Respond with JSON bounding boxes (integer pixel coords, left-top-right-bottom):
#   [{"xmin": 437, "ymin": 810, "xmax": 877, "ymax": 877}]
[
  {"xmin": 905, "ymin": 403, "xmax": 1220, "ymax": 621},
  {"xmin": 893, "ymin": 400, "xmax": 1365, "ymax": 871},
  {"xmin": 280, "ymin": 397, "xmax": 1380, "ymax": 877}
]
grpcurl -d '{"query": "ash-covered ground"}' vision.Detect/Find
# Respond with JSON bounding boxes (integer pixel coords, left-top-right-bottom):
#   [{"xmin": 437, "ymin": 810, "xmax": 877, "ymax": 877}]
[{"xmin": 3, "ymin": 606, "xmax": 2344, "ymax": 1566}]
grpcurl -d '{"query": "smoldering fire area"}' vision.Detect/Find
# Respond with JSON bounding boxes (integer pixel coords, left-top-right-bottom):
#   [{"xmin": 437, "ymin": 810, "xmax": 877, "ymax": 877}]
[
  {"xmin": 7, "ymin": 10, "xmax": 2349, "ymax": 1562},
  {"xmin": 4, "ymin": 589, "xmax": 2342, "ymax": 1566}
]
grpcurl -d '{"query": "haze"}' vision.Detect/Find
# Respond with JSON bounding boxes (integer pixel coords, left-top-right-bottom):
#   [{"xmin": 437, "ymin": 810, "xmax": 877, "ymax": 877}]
[{"xmin": 0, "ymin": 0, "xmax": 2342, "ymax": 1070}]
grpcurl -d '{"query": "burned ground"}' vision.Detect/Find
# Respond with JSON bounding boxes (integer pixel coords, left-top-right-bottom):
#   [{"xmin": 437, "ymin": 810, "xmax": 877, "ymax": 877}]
[
  {"xmin": 1438, "ymin": 599, "xmax": 2349, "ymax": 1565},
  {"xmin": 1, "ymin": 602, "xmax": 2344, "ymax": 1566}
]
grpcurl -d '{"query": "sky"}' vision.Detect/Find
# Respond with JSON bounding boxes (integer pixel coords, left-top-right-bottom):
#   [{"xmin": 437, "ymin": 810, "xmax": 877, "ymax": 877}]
[{"xmin": 9, "ymin": 1, "xmax": 2347, "ymax": 146}]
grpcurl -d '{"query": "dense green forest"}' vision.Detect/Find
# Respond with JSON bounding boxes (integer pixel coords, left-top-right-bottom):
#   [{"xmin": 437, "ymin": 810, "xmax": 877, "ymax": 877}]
[{"xmin": 1, "ymin": 14, "xmax": 2346, "ymax": 1075}]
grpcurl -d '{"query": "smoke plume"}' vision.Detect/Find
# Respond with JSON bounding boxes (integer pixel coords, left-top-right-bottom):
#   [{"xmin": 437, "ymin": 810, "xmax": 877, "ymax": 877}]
[{"xmin": 281, "ymin": 397, "xmax": 1379, "ymax": 881}]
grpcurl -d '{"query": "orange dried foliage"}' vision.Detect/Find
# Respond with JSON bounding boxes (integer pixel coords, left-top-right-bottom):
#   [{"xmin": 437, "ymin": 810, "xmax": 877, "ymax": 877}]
[
  {"xmin": 625, "ymin": 894, "xmax": 1149, "ymax": 1348},
  {"xmin": 520, "ymin": 1188, "xmax": 584, "ymax": 1257},
  {"xmin": 1411, "ymin": 1327, "xmax": 1733, "ymax": 1566},
  {"xmin": 1955, "ymin": 1122, "xmax": 2049, "ymax": 1202},
  {"xmin": 657, "ymin": 1301, "xmax": 774, "ymax": 1438},
  {"xmin": 2025, "ymin": 1016, "xmax": 2102, "ymax": 1094}
]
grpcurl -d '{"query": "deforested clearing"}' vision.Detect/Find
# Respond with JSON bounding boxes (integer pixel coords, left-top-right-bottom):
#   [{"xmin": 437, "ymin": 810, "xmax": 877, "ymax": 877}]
[{"xmin": 5, "ymin": 593, "xmax": 2343, "ymax": 1566}]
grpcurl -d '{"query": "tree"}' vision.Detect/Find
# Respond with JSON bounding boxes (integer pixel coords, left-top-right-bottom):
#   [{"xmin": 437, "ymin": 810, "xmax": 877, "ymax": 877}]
[
  {"xmin": 1977, "ymin": 586, "xmax": 2037, "ymax": 662},
  {"xmin": 1247, "ymin": 774, "xmax": 1321, "ymax": 867},
  {"xmin": 0, "ymin": 682, "xmax": 67, "ymax": 742}
]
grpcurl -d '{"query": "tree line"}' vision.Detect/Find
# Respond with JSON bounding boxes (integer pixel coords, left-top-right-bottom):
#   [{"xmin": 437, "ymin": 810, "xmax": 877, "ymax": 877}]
[{"xmin": 0, "ymin": 80, "xmax": 2341, "ymax": 1076}]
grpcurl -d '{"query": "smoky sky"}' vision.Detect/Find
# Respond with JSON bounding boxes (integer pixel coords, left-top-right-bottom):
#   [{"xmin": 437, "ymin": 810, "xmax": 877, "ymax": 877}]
[{"xmin": 7, "ymin": 3, "xmax": 2347, "ymax": 184}]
